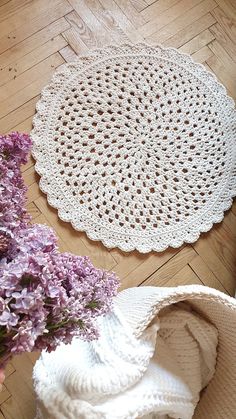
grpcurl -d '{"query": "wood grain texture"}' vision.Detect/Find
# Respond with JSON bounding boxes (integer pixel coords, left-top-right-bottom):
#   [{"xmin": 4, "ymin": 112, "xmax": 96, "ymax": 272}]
[
  {"xmin": 0, "ymin": 0, "xmax": 235, "ymax": 417},
  {"xmin": 147, "ymin": 0, "xmax": 217, "ymax": 44}
]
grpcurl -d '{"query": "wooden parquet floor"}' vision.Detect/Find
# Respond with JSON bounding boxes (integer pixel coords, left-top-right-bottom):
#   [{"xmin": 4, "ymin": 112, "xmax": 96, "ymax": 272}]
[{"xmin": 0, "ymin": 0, "xmax": 235, "ymax": 417}]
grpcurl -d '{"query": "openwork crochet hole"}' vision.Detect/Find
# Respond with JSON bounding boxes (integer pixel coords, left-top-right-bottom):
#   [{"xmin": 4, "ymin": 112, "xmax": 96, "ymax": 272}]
[{"xmin": 32, "ymin": 45, "xmax": 236, "ymax": 252}]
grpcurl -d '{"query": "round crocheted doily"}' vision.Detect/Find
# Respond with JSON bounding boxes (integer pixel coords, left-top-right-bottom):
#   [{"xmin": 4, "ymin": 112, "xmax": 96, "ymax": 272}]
[{"xmin": 31, "ymin": 44, "xmax": 236, "ymax": 253}]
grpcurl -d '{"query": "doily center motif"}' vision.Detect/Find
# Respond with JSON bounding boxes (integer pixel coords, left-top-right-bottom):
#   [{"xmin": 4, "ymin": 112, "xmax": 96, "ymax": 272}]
[{"xmin": 31, "ymin": 44, "xmax": 236, "ymax": 253}]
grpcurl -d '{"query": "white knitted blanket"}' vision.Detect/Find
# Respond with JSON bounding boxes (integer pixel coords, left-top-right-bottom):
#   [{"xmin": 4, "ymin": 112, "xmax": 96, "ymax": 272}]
[{"xmin": 34, "ymin": 302, "xmax": 218, "ymax": 419}]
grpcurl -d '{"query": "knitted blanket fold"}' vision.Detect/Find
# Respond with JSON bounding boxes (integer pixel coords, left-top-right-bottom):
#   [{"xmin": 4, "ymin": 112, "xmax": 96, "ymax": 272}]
[{"xmin": 33, "ymin": 288, "xmax": 219, "ymax": 419}]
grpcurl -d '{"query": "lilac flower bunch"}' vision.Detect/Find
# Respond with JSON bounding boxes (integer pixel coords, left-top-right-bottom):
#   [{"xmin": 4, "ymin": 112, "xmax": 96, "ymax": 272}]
[
  {"xmin": 0, "ymin": 133, "xmax": 32, "ymax": 254},
  {"xmin": 0, "ymin": 133, "xmax": 119, "ymax": 366}
]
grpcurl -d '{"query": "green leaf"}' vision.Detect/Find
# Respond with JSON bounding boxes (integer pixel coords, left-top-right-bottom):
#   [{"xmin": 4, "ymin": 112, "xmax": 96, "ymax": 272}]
[{"xmin": 86, "ymin": 301, "xmax": 99, "ymax": 309}]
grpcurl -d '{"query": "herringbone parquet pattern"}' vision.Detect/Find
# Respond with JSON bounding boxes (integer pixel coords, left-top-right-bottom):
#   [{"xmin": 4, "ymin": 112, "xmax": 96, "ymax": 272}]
[{"xmin": 0, "ymin": 0, "xmax": 235, "ymax": 417}]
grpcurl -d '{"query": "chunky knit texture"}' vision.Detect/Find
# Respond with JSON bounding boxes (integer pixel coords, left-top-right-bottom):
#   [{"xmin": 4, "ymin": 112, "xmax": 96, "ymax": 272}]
[
  {"xmin": 33, "ymin": 285, "xmax": 236, "ymax": 419},
  {"xmin": 31, "ymin": 44, "xmax": 236, "ymax": 253}
]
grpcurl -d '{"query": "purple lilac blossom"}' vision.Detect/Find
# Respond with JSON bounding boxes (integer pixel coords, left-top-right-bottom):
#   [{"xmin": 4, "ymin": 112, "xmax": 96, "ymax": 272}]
[{"xmin": 0, "ymin": 133, "xmax": 119, "ymax": 366}]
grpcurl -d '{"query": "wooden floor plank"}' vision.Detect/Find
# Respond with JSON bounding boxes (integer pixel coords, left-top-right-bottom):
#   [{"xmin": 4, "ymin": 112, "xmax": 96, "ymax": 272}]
[
  {"xmin": 65, "ymin": 9, "xmax": 111, "ymax": 50},
  {"xmin": 142, "ymin": 246, "xmax": 198, "ymax": 287},
  {"xmin": 34, "ymin": 196, "xmax": 117, "ymax": 269},
  {"xmin": 0, "ymin": 385, "xmax": 11, "ymax": 405},
  {"xmin": 191, "ymin": 44, "xmax": 214, "ymax": 63},
  {"xmin": 26, "ymin": 202, "xmax": 41, "ymax": 220},
  {"xmin": 21, "ymin": 154, "xmax": 34, "ymax": 172},
  {"xmin": 1, "ymin": 355, "xmax": 36, "ymax": 419},
  {"xmin": 231, "ymin": 201, "xmax": 236, "ymax": 216},
  {"xmin": 0, "ymin": 0, "xmax": 13, "ymax": 8},
  {"xmin": 22, "ymin": 165, "xmax": 39, "ymax": 187},
  {"xmin": 120, "ymin": 247, "xmax": 181, "ymax": 290},
  {"xmin": 210, "ymin": 22, "xmax": 236, "ymax": 61},
  {"xmin": 223, "ymin": 209, "xmax": 236, "ymax": 238},
  {"xmin": 129, "ymin": 0, "xmax": 147, "ymax": 13},
  {"xmin": 79, "ymin": 0, "xmax": 130, "ymax": 44},
  {"xmin": 193, "ymin": 236, "xmax": 235, "ymax": 294},
  {"xmin": 62, "ymin": 27, "xmax": 100, "ymax": 56},
  {"xmin": 0, "ymin": 35, "xmax": 67, "ymax": 87},
  {"xmin": 0, "ymin": 0, "xmax": 72, "ymax": 55},
  {"xmin": 140, "ymin": 0, "xmax": 208, "ymax": 38},
  {"xmin": 208, "ymin": 38, "xmax": 236, "ymax": 71},
  {"xmin": 26, "ymin": 352, "xmax": 40, "ymax": 365},
  {"xmin": 26, "ymin": 181, "xmax": 43, "ymax": 204},
  {"xmin": 1, "ymin": 96, "xmax": 39, "ymax": 133},
  {"xmin": 0, "ymin": 0, "xmax": 71, "ymax": 41},
  {"xmin": 0, "ymin": 53, "xmax": 64, "ymax": 119},
  {"xmin": 147, "ymin": 0, "xmax": 217, "ymax": 44},
  {"xmin": 0, "ymin": 18, "xmax": 69, "ymax": 70},
  {"xmin": 190, "ymin": 255, "xmax": 229, "ymax": 293},
  {"xmin": 0, "ymin": 0, "xmax": 49, "ymax": 35},
  {"xmin": 203, "ymin": 223, "xmax": 236, "ymax": 275},
  {"xmin": 165, "ymin": 264, "xmax": 203, "ymax": 286},
  {"xmin": 141, "ymin": 0, "xmax": 180, "ymax": 22},
  {"xmin": 0, "ymin": 50, "xmax": 65, "ymax": 100},
  {"xmin": 12, "ymin": 116, "xmax": 33, "ymax": 133},
  {"xmin": 68, "ymin": 0, "xmax": 116, "ymax": 46},
  {"xmin": 34, "ymin": 196, "xmax": 92, "ymax": 255},
  {"xmin": 114, "ymin": 0, "xmax": 147, "ymax": 27},
  {"xmin": 99, "ymin": 0, "xmax": 144, "ymax": 42},
  {"xmin": 215, "ymin": 0, "xmax": 236, "ymax": 18},
  {"xmin": 0, "ymin": 0, "xmax": 32, "ymax": 24},
  {"xmin": 212, "ymin": 6, "xmax": 236, "ymax": 41},
  {"xmin": 144, "ymin": 0, "xmax": 157, "ymax": 5},
  {"xmin": 163, "ymin": 13, "xmax": 216, "ymax": 48},
  {"xmin": 0, "ymin": 0, "xmax": 235, "ymax": 415},
  {"xmin": 179, "ymin": 28, "xmax": 215, "ymax": 54},
  {"xmin": 4, "ymin": 364, "xmax": 15, "ymax": 380},
  {"xmin": 59, "ymin": 44, "xmax": 79, "ymax": 62},
  {"xmin": 206, "ymin": 53, "xmax": 236, "ymax": 98},
  {"xmin": 110, "ymin": 248, "xmax": 147, "ymax": 279}
]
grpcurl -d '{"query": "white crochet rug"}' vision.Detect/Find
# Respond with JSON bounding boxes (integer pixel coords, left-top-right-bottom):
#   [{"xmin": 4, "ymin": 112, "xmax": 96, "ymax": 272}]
[{"xmin": 31, "ymin": 44, "xmax": 236, "ymax": 253}]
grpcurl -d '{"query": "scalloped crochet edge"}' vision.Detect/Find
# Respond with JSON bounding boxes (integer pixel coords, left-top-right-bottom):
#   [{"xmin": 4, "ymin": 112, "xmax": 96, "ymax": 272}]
[{"xmin": 31, "ymin": 43, "xmax": 236, "ymax": 253}]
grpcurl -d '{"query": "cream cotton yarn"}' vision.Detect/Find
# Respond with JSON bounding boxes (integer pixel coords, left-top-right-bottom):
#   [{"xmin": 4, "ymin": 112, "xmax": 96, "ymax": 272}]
[
  {"xmin": 31, "ymin": 44, "xmax": 236, "ymax": 253},
  {"xmin": 33, "ymin": 285, "xmax": 236, "ymax": 419}
]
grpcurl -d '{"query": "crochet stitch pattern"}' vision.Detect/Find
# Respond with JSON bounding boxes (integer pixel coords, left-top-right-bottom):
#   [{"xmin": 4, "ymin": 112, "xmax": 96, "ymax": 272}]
[{"xmin": 31, "ymin": 44, "xmax": 236, "ymax": 253}]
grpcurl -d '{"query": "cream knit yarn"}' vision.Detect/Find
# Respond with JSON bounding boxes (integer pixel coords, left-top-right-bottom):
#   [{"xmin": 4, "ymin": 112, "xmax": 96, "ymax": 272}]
[
  {"xmin": 31, "ymin": 43, "xmax": 236, "ymax": 253},
  {"xmin": 33, "ymin": 285, "xmax": 236, "ymax": 419}
]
